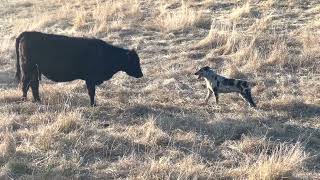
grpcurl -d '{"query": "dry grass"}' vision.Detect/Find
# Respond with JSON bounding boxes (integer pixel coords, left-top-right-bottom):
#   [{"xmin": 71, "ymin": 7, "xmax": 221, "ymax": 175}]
[
  {"xmin": 194, "ymin": 24, "xmax": 231, "ymax": 49},
  {"xmin": 0, "ymin": 132, "xmax": 16, "ymax": 165},
  {"xmin": 0, "ymin": 0, "xmax": 319, "ymax": 179},
  {"xmin": 91, "ymin": 0, "xmax": 141, "ymax": 33},
  {"xmin": 229, "ymin": 141, "xmax": 308, "ymax": 179},
  {"xmin": 154, "ymin": 1, "xmax": 201, "ymax": 32},
  {"xmin": 229, "ymin": 1, "xmax": 252, "ymax": 21},
  {"xmin": 247, "ymin": 142, "xmax": 308, "ymax": 179}
]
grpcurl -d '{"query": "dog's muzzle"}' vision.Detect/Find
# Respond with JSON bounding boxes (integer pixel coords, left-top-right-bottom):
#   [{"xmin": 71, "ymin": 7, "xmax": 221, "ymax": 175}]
[{"xmin": 194, "ymin": 72, "xmax": 202, "ymax": 79}]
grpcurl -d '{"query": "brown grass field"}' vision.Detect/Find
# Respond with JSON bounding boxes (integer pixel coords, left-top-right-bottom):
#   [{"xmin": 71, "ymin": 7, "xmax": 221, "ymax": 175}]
[{"xmin": 0, "ymin": 0, "xmax": 319, "ymax": 179}]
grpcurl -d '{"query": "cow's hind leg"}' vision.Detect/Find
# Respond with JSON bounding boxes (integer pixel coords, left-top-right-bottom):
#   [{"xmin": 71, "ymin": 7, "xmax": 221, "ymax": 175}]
[
  {"xmin": 240, "ymin": 88, "xmax": 256, "ymax": 107},
  {"xmin": 86, "ymin": 81, "xmax": 96, "ymax": 107},
  {"xmin": 30, "ymin": 66, "xmax": 40, "ymax": 102},
  {"xmin": 21, "ymin": 62, "xmax": 32, "ymax": 100}
]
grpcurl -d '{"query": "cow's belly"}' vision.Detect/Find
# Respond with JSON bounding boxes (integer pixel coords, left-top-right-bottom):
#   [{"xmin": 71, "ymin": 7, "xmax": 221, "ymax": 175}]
[
  {"xmin": 42, "ymin": 72, "xmax": 80, "ymax": 82},
  {"xmin": 39, "ymin": 65, "xmax": 85, "ymax": 82},
  {"xmin": 28, "ymin": 45, "xmax": 88, "ymax": 82}
]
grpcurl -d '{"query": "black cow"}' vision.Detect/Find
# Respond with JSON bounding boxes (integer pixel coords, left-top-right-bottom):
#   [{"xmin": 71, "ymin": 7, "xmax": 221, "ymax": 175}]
[{"xmin": 15, "ymin": 31, "xmax": 143, "ymax": 106}]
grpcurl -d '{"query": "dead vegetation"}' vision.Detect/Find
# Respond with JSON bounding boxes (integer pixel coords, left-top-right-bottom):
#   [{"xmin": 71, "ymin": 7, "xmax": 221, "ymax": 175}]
[{"xmin": 0, "ymin": 0, "xmax": 319, "ymax": 179}]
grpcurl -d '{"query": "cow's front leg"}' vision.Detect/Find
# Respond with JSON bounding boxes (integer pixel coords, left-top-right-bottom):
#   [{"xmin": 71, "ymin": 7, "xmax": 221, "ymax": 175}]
[{"xmin": 86, "ymin": 81, "xmax": 96, "ymax": 107}]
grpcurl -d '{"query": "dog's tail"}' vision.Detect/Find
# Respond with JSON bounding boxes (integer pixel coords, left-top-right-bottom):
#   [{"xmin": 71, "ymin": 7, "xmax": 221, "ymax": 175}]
[
  {"xmin": 15, "ymin": 32, "xmax": 25, "ymax": 82},
  {"xmin": 249, "ymin": 80, "xmax": 257, "ymax": 87}
]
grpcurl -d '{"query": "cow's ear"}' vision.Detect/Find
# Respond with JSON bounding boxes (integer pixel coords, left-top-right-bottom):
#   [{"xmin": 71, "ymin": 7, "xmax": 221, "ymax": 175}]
[
  {"xmin": 130, "ymin": 49, "xmax": 136, "ymax": 53},
  {"xmin": 127, "ymin": 49, "xmax": 136, "ymax": 55}
]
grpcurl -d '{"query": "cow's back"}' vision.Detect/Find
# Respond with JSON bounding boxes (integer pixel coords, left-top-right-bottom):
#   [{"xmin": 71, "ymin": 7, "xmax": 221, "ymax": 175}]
[
  {"xmin": 21, "ymin": 32, "xmax": 100, "ymax": 61},
  {"xmin": 19, "ymin": 32, "xmax": 104, "ymax": 82}
]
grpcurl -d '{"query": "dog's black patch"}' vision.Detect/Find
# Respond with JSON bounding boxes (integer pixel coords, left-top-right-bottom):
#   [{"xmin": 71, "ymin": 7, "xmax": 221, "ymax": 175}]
[
  {"xmin": 222, "ymin": 79, "xmax": 235, "ymax": 86},
  {"xmin": 243, "ymin": 81, "xmax": 248, "ymax": 87},
  {"xmin": 236, "ymin": 81, "xmax": 242, "ymax": 88}
]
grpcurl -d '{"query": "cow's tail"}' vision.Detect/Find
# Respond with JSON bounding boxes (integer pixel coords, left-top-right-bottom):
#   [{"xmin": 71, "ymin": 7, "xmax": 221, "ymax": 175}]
[
  {"xmin": 15, "ymin": 32, "xmax": 24, "ymax": 82},
  {"xmin": 15, "ymin": 32, "xmax": 42, "ymax": 82},
  {"xmin": 37, "ymin": 65, "xmax": 41, "ymax": 81}
]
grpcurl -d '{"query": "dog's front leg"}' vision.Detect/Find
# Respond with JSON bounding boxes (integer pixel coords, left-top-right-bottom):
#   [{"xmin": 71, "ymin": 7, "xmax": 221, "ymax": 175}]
[
  {"xmin": 213, "ymin": 88, "xmax": 219, "ymax": 104},
  {"xmin": 204, "ymin": 89, "xmax": 212, "ymax": 104}
]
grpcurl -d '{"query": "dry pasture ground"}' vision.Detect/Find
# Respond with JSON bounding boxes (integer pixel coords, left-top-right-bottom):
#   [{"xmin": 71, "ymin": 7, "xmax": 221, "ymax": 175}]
[{"xmin": 0, "ymin": 0, "xmax": 319, "ymax": 179}]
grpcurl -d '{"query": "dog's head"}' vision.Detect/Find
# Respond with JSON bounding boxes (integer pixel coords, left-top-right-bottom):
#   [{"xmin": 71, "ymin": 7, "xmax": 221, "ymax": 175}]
[{"xmin": 194, "ymin": 66, "xmax": 212, "ymax": 79}]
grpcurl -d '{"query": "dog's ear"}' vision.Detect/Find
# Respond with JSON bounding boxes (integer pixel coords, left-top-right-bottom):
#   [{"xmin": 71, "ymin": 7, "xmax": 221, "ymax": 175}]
[{"xmin": 203, "ymin": 66, "xmax": 211, "ymax": 71}]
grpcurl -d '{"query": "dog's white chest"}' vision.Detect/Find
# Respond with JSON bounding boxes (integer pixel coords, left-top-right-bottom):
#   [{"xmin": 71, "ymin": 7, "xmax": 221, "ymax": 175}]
[{"xmin": 204, "ymin": 78, "xmax": 214, "ymax": 91}]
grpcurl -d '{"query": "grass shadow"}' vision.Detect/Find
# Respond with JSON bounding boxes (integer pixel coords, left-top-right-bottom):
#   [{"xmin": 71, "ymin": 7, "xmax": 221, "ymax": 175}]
[
  {"xmin": 113, "ymin": 104, "xmax": 260, "ymax": 160},
  {"xmin": 262, "ymin": 100, "xmax": 320, "ymax": 119},
  {"xmin": 115, "ymin": 103, "xmax": 320, "ymax": 165}
]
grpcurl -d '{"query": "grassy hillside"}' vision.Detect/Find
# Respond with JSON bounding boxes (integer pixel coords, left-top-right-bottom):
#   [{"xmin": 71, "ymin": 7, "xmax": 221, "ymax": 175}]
[{"xmin": 0, "ymin": 0, "xmax": 319, "ymax": 179}]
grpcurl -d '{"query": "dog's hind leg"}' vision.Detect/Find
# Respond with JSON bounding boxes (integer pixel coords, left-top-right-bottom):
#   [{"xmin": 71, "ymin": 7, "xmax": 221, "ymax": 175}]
[
  {"xmin": 240, "ymin": 89, "xmax": 256, "ymax": 107},
  {"xmin": 213, "ymin": 88, "xmax": 219, "ymax": 104}
]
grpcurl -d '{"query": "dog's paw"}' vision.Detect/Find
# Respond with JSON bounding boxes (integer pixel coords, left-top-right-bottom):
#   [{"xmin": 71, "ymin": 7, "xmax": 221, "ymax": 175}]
[{"xmin": 199, "ymin": 102, "xmax": 208, "ymax": 106}]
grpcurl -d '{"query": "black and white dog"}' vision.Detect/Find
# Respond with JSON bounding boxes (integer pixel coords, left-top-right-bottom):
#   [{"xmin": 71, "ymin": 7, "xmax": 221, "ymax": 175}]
[{"xmin": 195, "ymin": 66, "xmax": 256, "ymax": 107}]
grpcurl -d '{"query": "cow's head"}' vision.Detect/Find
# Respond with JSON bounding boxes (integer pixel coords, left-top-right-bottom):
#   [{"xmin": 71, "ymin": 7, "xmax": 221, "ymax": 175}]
[
  {"xmin": 194, "ymin": 66, "xmax": 213, "ymax": 79},
  {"xmin": 125, "ymin": 49, "xmax": 143, "ymax": 78}
]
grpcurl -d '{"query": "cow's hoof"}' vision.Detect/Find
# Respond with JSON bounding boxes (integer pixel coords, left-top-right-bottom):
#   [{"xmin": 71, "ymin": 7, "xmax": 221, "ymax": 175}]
[
  {"xmin": 21, "ymin": 97, "xmax": 27, "ymax": 101},
  {"xmin": 33, "ymin": 100, "xmax": 41, "ymax": 104}
]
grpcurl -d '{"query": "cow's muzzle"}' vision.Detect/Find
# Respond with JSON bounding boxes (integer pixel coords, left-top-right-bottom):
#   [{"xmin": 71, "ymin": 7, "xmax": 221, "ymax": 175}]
[{"xmin": 135, "ymin": 72, "xmax": 143, "ymax": 78}]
